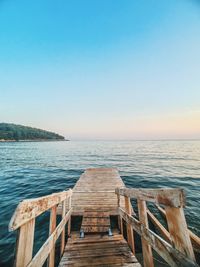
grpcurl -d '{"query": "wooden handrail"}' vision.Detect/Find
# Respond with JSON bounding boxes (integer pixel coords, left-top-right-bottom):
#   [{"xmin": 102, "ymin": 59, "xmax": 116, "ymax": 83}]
[
  {"xmin": 116, "ymin": 187, "xmax": 198, "ymax": 267},
  {"xmin": 9, "ymin": 189, "xmax": 72, "ymax": 231},
  {"xmin": 9, "ymin": 189, "xmax": 73, "ymax": 267},
  {"xmin": 118, "ymin": 207, "xmax": 198, "ymax": 267},
  {"xmin": 28, "ymin": 208, "xmax": 73, "ymax": 267},
  {"xmin": 156, "ymin": 204, "xmax": 200, "ymax": 253},
  {"xmin": 115, "ymin": 187, "xmax": 185, "ymax": 207},
  {"xmin": 147, "ymin": 208, "xmax": 172, "ymax": 243}
]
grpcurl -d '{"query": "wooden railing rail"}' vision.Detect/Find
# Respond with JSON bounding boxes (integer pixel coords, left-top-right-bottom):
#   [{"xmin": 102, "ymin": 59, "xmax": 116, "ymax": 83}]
[
  {"xmin": 9, "ymin": 189, "xmax": 73, "ymax": 267},
  {"xmin": 115, "ymin": 188, "xmax": 185, "ymax": 207},
  {"xmin": 116, "ymin": 187, "xmax": 198, "ymax": 267},
  {"xmin": 156, "ymin": 204, "xmax": 200, "ymax": 254}
]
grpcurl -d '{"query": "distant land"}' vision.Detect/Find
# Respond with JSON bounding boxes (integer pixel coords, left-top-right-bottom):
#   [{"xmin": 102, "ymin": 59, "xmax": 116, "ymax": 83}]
[{"xmin": 0, "ymin": 123, "xmax": 67, "ymax": 141}]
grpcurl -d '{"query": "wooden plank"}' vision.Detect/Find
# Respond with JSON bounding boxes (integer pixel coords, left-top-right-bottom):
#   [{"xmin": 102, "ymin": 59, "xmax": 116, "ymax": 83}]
[
  {"xmin": 15, "ymin": 218, "xmax": 35, "ymax": 267},
  {"xmin": 190, "ymin": 231, "xmax": 200, "ymax": 253},
  {"xmin": 48, "ymin": 205, "xmax": 57, "ymax": 267},
  {"xmin": 60, "ymin": 199, "xmax": 66, "ymax": 256},
  {"xmin": 147, "ymin": 209, "xmax": 171, "ymax": 243},
  {"xmin": 59, "ymin": 231, "xmax": 141, "ymax": 267},
  {"xmin": 68, "ymin": 195, "xmax": 72, "ymax": 237},
  {"xmin": 116, "ymin": 188, "xmax": 185, "ymax": 207},
  {"xmin": 165, "ymin": 206, "xmax": 195, "ymax": 261},
  {"xmin": 138, "ymin": 200, "xmax": 154, "ymax": 267},
  {"xmin": 28, "ymin": 208, "xmax": 72, "ymax": 267},
  {"xmin": 81, "ymin": 210, "xmax": 110, "ymax": 233},
  {"xmin": 118, "ymin": 207, "xmax": 198, "ymax": 267},
  {"xmin": 10, "ymin": 189, "xmax": 72, "ymax": 230},
  {"xmin": 117, "ymin": 194, "xmax": 123, "ymax": 235},
  {"xmin": 125, "ymin": 196, "xmax": 135, "ymax": 253}
]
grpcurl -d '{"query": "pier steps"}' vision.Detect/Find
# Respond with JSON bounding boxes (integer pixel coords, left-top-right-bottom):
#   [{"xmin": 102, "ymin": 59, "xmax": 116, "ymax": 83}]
[{"xmin": 59, "ymin": 231, "xmax": 141, "ymax": 267}]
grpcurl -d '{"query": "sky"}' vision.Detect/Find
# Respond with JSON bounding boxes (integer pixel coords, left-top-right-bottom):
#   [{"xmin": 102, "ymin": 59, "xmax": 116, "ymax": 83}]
[{"xmin": 0, "ymin": 0, "xmax": 200, "ymax": 140}]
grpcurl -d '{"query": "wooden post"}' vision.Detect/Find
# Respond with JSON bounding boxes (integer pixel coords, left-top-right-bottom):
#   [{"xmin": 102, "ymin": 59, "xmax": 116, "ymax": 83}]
[
  {"xmin": 68, "ymin": 195, "xmax": 72, "ymax": 237},
  {"xmin": 48, "ymin": 205, "xmax": 57, "ymax": 267},
  {"xmin": 165, "ymin": 206, "xmax": 195, "ymax": 261},
  {"xmin": 117, "ymin": 194, "xmax": 123, "ymax": 235},
  {"xmin": 125, "ymin": 196, "xmax": 135, "ymax": 253},
  {"xmin": 60, "ymin": 199, "xmax": 66, "ymax": 256},
  {"xmin": 138, "ymin": 199, "xmax": 154, "ymax": 267},
  {"xmin": 15, "ymin": 219, "xmax": 35, "ymax": 267}
]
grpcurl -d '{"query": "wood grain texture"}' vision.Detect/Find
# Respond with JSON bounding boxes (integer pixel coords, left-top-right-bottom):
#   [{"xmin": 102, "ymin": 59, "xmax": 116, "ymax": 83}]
[
  {"xmin": 147, "ymin": 208, "xmax": 171, "ymax": 243},
  {"xmin": 165, "ymin": 206, "xmax": 195, "ymax": 261},
  {"xmin": 48, "ymin": 205, "xmax": 57, "ymax": 267},
  {"xmin": 125, "ymin": 196, "xmax": 135, "ymax": 253},
  {"xmin": 10, "ymin": 189, "xmax": 72, "ymax": 230},
  {"xmin": 116, "ymin": 188, "xmax": 185, "ymax": 207},
  {"xmin": 119, "ymin": 207, "xmax": 198, "ymax": 267},
  {"xmin": 58, "ymin": 168, "xmax": 126, "ymax": 216},
  {"xmin": 81, "ymin": 211, "xmax": 110, "ymax": 233},
  {"xmin": 61, "ymin": 199, "xmax": 66, "ymax": 256},
  {"xmin": 15, "ymin": 219, "xmax": 35, "ymax": 267},
  {"xmin": 157, "ymin": 204, "xmax": 200, "ymax": 253},
  {"xmin": 138, "ymin": 200, "xmax": 154, "ymax": 267},
  {"xmin": 59, "ymin": 231, "xmax": 141, "ymax": 267},
  {"xmin": 28, "ymin": 208, "xmax": 72, "ymax": 267}
]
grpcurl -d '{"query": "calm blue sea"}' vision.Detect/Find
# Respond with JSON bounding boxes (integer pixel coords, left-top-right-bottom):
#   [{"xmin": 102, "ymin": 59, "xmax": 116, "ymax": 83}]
[{"xmin": 0, "ymin": 140, "xmax": 200, "ymax": 266}]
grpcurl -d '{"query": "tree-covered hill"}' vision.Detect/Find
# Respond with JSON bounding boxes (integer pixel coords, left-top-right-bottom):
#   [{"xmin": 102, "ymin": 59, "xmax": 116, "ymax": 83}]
[{"xmin": 0, "ymin": 123, "xmax": 65, "ymax": 141}]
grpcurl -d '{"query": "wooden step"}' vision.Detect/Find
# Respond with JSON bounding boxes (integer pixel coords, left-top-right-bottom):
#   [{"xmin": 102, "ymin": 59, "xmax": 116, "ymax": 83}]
[{"xmin": 81, "ymin": 211, "xmax": 110, "ymax": 233}]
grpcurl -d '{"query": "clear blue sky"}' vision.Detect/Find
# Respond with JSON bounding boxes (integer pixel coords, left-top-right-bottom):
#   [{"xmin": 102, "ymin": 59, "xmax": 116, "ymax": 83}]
[{"xmin": 0, "ymin": 0, "xmax": 200, "ymax": 139}]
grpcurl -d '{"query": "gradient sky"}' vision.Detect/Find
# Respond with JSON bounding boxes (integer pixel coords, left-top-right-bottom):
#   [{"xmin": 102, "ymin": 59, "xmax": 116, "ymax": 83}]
[{"xmin": 0, "ymin": 0, "xmax": 200, "ymax": 139}]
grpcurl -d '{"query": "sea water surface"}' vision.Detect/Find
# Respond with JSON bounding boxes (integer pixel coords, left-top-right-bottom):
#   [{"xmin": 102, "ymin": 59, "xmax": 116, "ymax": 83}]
[{"xmin": 0, "ymin": 140, "xmax": 200, "ymax": 266}]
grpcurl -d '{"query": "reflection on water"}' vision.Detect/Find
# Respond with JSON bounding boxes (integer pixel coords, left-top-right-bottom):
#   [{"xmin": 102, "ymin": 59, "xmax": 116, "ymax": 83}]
[{"xmin": 0, "ymin": 140, "xmax": 200, "ymax": 266}]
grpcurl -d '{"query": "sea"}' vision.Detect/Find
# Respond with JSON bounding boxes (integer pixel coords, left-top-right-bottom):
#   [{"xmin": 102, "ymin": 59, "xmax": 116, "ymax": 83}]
[{"xmin": 0, "ymin": 140, "xmax": 200, "ymax": 266}]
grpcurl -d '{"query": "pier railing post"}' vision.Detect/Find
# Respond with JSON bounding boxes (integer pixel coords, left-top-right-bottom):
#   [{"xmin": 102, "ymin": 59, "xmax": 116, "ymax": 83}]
[
  {"xmin": 60, "ymin": 199, "xmax": 66, "ymax": 256},
  {"xmin": 124, "ymin": 196, "xmax": 135, "ymax": 253},
  {"xmin": 15, "ymin": 219, "xmax": 35, "ymax": 267},
  {"xmin": 117, "ymin": 194, "xmax": 123, "ymax": 235},
  {"xmin": 165, "ymin": 206, "xmax": 195, "ymax": 261},
  {"xmin": 68, "ymin": 193, "xmax": 72, "ymax": 237},
  {"xmin": 48, "ymin": 205, "xmax": 57, "ymax": 267},
  {"xmin": 138, "ymin": 199, "xmax": 154, "ymax": 267}
]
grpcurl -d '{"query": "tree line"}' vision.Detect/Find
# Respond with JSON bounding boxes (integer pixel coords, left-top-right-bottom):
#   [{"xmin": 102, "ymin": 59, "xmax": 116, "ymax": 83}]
[{"xmin": 0, "ymin": 123, "xmax": 65, "ymax": 141}]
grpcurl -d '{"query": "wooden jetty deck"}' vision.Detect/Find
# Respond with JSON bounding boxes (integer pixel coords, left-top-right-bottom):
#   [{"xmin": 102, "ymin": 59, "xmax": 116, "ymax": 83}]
[
  {"xmin": 9, "ymin": 168, "xmax": 200, "ymax": 267},
  {"xmin": 67, "ymin": 168, "xmax": 126, "ymax": 216}
]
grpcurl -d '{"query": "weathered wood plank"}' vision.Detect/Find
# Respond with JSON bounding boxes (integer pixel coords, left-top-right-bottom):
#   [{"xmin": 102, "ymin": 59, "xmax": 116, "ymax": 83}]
[
  {"xmin": 60, "ymin": 199, "xmax": 66, "ymax": 256},
  {"xmin": 117, "ymin": 193, "xmax": 123, "ymax": 236},
  {"xmin": 156, "ymin": 204, "xmax": 200, "ymax": 253},
  {"xmin": 147, "ymin": 208, "xmax": 171, "ymax": 243},
  {"xmin": 59, "ymin": 231, "xmax": 141, "ymax": 267},
  {"xmin": 48, "ymin": 205, "xmax": 57, "ymax": 267},
  {"xmin": 125, "ymin": 196, "xmax": 135, "ymax": 253},
  {"xmin": 118, "ymin": 207, "xmax": 198, "ymax": 267},
  {"xmin": 68, "ymin": 195, "xmax": 72, "ymax": 237},
  {"xmin": 15, "ymin": 218, "xmax": 35, "ymax": 267},
  {"xmin": 138, "ymin": 200, "xmax": 154, "ymax": 267},
  {"xmin": 190, "ymin": 231, "xmax": 200, "ymax": 253},
  {"xmin": 156, "ymin": 205, "xmax": 200, "ymax": 253},
  {"xmin": 10, "ymin": 189, "xmax": 72, "ymax": 230},
  {"xmin": 165, "ymin": 206, "xmax": 195, "ymax": 261},
  {"xmin": 116, "ymin": 188, "xmax": 185, "ymax": 207},
  {"xmin": 81, "ymin": 210, "xmax": 110, "ymax": 233},
  {"xmin": 28, "ymin": 208, "xmax": 72, "ymax": 267}
]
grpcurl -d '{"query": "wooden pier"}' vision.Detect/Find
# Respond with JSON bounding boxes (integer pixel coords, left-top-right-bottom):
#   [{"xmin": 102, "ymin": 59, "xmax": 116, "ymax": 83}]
[
  {"xmin": 9, "ymin": 168, "xmax": 200, "ymax": 267},
  {"xmin": 63, "ymin": 168, "xmax": 126, "ymax": 216}
]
